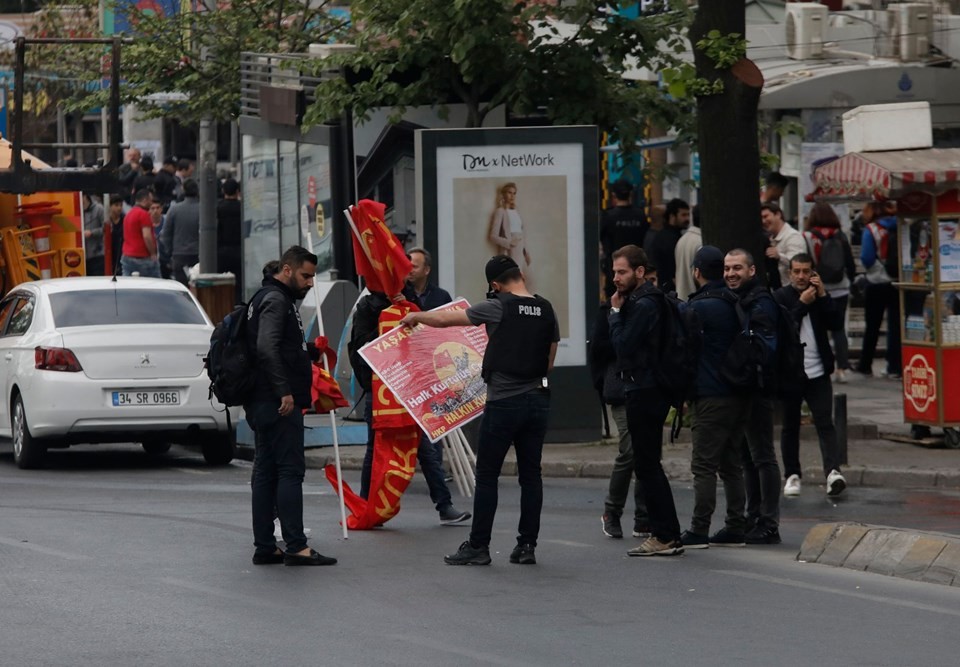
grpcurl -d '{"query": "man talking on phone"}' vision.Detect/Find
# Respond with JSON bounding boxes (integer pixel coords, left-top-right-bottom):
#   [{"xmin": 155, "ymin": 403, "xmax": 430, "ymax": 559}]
[{"xmin": 774, "ymin": 254, "xmax": 847, "ymax": 498}]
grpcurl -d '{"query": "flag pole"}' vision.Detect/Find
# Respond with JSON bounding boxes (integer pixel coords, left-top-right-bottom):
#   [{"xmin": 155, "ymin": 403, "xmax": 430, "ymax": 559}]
[
  {"xmin": 441, "ymin": 435, "xmax": 467, "ymax": 497},
  {"xmin": 303, "ymin": 214, "xmax": 349, "ymax": 540}
]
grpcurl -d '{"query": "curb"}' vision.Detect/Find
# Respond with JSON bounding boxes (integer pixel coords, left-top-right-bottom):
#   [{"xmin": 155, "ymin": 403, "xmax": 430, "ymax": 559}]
[
  {"xmin": 798, "ymin": 522, "xmax": 960, "ymax": 587},
  {"xmin": 232, "ymin": 446, "xmax": 960, "ymax": 491}
]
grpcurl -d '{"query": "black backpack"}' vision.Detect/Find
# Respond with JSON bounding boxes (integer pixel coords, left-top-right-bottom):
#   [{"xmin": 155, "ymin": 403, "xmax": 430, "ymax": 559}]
[
  {"xmin": 647, "ymin": 290, "xmax": 703, "ymax": 409},
  {"xmin": 206, "ymin": 302, "xmax": 257, "ymax": 407},
  {"xmin": 720, "ymin": 297, "xmax": 768, "ymax": 394},
  {"xmin": 811, "ymin": 230, "xmax": 846, "ymax": 284},
  {"xmin": 771, "ymin": 297, "xmax": 808, "ymax": 397}
]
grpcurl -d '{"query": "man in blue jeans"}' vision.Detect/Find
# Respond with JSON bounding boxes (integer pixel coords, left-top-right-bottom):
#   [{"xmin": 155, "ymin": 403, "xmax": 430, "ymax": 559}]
[
  {"xmin": 401, "ymin": 256, "xmax": 559, "ymax": 565},
  {"xmin": 245, "ymin": 246, "xmax": 336, "ymax": 567}
]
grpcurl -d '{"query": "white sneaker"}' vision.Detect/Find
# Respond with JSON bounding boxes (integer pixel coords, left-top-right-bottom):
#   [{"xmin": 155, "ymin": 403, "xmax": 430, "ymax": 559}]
[
  {"xmin": 836, "ymin": 369, "xmax": 847, "ymax": 384},
  {"xmin": 827, "ymin": 469, "xmax": 847, "ymax": 497},
  {"xmin": 784, "ymin": 475, "xmax": 802, "ymax": 497}
]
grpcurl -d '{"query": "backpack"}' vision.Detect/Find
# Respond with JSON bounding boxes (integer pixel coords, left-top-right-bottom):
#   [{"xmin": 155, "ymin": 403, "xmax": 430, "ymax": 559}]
[
  {"xmin": 772, "ymin": 300, "xmax": 807, "ymax": 396},
  {"xmin": 808, "ymin": 230, "xmax": 846, "ymax": 284},
  {"xmin": 647, "ymin": 290, "xmax": 703, "ymax": 409},
  {"xmin": 724, "ymin": 289, "xmax": 806, "ymax": 397},
  {"xmin": 205, "ymin": 302, "xmax": 257, "ymax": 407},
  {"xmin": 720, "ymin": 298, "xmax": 768, "ymax": 394}
]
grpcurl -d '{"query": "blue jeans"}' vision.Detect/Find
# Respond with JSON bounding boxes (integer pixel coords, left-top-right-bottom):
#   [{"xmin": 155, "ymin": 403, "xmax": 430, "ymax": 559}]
[
  {"xmin": 359, "ymin": 392, "xmax": 453, "ymax": 511},
  {"xmin": 247, "ymin": 400, "xmax": 308, "ymax": 555},
  {"xmin": 469, "ymin": 389, "xmax": 550, "ymax": 549},
  {"xmin": 120, "ymin": 255, "xmax": 161, "ymax": 278}
]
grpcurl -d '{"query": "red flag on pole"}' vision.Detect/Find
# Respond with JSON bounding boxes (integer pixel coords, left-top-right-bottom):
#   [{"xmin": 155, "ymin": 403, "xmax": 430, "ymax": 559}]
[
  {"xmin": 311, "ymin": 336, "xmax": 349, "ymax": 413},
  {"xmin": 349, "ymin": 199, "xmax": 412, "ymax": 298}
]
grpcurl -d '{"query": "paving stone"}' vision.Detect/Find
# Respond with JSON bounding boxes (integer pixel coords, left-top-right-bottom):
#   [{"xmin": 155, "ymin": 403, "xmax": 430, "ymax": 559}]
[
  {"xmin": 579, "ymin": 461, "xmax": 613, "ymax": 478},
  {"xmin": 864, "ymin": 531, "xmax": 921, "ymax": 576},
  {"xmin": 893, "ymin": 536, "xmax": 949, "ymax": 580},
  {"xmin": 922, "ymin": 543, "xmax": 960, "ymax": 586},
  {"xmin": 817, "ymin": 523, "xmax": 870, "ymax": 567},
  {"xmin": 844, "ymin": 529, "xmax": 893, "ymax": 571},
  {"xmin": 798, "ymin": 522, "xmax": 839, "ymax": 563}
]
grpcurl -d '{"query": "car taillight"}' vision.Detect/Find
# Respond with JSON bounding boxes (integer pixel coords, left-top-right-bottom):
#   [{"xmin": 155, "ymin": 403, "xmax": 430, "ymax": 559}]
[{"xmin": 35, "ymin": 346, "xmax": 83, "ymax": 372}]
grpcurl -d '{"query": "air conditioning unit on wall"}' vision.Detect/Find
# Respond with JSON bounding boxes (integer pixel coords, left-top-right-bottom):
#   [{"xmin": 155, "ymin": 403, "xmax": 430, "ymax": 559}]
[
  {"xmin": 786, "ymin": 2, "xmax": 829, "ymax": 60},
  {"xmin": 897, "ymin": 3, "xmax": 934, "ymax": 62}
]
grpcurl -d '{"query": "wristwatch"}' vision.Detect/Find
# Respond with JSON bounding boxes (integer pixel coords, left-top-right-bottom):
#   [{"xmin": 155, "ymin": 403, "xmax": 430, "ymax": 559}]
[{"xmin": 610, "ymin": 307, "xmax": 620, "ymax": 314}]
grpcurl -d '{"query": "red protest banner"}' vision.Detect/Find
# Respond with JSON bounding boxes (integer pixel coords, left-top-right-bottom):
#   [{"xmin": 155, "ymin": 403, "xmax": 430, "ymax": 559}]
[{"xmin": 360, "ymin": 298, "xmax": 488, "ymax": 442}]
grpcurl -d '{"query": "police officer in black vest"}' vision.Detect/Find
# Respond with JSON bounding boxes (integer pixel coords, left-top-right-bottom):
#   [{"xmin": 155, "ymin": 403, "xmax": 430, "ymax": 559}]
[{"xmin": 401, "ymin": 256, "xmax": 559, "ymax": 565}]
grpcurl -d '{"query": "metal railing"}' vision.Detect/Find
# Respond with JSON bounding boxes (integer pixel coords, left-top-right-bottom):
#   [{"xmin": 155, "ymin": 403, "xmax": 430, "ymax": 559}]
[{"xmin": 239, "ymin": 51, "xmax": 327, "ymax": 119}]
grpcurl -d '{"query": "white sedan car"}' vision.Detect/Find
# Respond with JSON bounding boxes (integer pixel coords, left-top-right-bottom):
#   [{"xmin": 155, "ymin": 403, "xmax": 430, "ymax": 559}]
[{"xmin": 0, "ymin": 277, "xmax": 235, "ymax": 469}]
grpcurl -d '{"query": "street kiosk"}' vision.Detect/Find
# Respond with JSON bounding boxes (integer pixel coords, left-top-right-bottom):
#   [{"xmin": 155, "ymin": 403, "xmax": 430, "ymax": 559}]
[{"xmin": 813, "ymin": 147, "xmax": 960, "ymax": 447}]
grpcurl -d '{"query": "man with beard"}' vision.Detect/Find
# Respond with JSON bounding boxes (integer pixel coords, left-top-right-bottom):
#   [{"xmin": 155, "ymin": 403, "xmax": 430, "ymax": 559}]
[
  {"xmin": 608, "ymin": 244, "xmax": 684, "ymax": 557},
  {"xmin": 245, "ymin": 245, "xmax": 337, "ymax": 567},
  {"xmin": 723, "ymin": 249, "xmax": 783, "ymax": 545}
]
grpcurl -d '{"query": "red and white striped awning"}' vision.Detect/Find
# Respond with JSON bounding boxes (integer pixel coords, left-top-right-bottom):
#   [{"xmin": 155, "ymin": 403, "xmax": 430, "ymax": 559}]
[{"xmin": 812, "ymin": 148, "xmax": 960, "ymax": 201}]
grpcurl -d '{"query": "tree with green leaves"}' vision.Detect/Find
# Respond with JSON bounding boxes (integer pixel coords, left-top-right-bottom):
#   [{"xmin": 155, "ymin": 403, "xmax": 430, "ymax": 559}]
[
  {"xmin": 305, "ymin": 0, "xmax": 693, "ymax": 152},
  {"xmin": 42, "ymin": 0, "xmax": 345, "ymax": 124}
]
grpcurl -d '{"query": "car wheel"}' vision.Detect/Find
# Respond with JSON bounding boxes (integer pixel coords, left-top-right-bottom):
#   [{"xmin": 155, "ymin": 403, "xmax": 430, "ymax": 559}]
[
  {"xmin": 12, "ymin": 394, "xmax": 45, "ymax": 469},
  {"xmin": 202, "ymin": 434, "xmax": 235, "ymax": 466},
  {"xmin": 141, "ymin": 440, "xmax": 172, "ymax": 455}
]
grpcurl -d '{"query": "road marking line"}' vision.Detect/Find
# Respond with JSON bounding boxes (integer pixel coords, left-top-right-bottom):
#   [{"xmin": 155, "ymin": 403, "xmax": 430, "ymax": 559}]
[
  {"xmin": 716, "ymin": 569, "xmax": 960, "ymax": 618},
  {"xmin": 0, "ymin": 536, "xmax": 90, "ymax": 561},
  {"xmin": 175, "ymin": 468, "xmax": 211, "ymax": 475}
]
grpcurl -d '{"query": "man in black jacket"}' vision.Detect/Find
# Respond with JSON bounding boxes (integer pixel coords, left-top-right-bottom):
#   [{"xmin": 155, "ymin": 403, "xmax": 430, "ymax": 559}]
[
  {"xmin": 775, "ymin": 253, "xmax": 846, "ymax": 498},
  {"xmin": 246, "ymin": 245, "xmax": 337, "ymax": 567}
]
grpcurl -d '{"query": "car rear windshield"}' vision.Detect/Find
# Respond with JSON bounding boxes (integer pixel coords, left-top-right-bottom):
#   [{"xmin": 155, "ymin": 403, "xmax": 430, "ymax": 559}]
[{"xmin": 49, "ymin": 290, "xmax": 207, "ymax": 327}]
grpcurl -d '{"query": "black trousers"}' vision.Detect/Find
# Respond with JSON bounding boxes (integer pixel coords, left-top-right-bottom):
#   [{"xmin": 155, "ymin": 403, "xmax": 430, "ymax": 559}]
[
  {"xmin": 624, "ymin": 389, "xmax": 681, "ymax": 543},
  {"xmin": 248, "ymin": 400, "xmax": 308, "ymax": 555},
  {"xmin": 780, "ymin": 374, "xmax": 841, "ymax": 479},
  {"xmin": 858, "ymin": 282, "xmax": 901, "ymax": 375},
  {"xmin": 469, "ymin": 390, "xmax": 551, "ymax": 549},
  {"xmin": 690, "ymin": 396, "xmax": 750, "ymax": 535},
  {"xmin": 741, "ymin": 396, "xmax": 781, "ymax": 530}
]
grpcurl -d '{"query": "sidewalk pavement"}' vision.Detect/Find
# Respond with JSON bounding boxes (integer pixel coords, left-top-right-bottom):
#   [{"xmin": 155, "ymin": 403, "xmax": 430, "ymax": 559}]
[{"xmin": 297, "ymin": 371, "xmax": 960, "ymax": 492}]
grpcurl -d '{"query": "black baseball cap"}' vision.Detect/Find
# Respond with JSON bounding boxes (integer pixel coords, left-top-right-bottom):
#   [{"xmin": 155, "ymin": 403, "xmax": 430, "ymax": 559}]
[
  {"xmin": 692, "ymin": 245, "xmax": 724, "ymax": 280},
  {"xmin": 485, "ymin": 255, "xmax": 519, "ymax": 285}
]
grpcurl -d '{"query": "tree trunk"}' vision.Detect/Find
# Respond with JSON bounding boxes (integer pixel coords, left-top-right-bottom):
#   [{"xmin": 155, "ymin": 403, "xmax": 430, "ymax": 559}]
[{"xmin": 691, "ymin": 3, "xmax": 765, "ymax": 279}]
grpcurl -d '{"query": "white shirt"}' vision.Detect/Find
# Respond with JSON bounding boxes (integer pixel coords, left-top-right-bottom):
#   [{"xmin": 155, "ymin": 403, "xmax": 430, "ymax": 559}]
[
  {"xmin": 799, "ymin": 312, "xmax": 825, "ymax": 379},
  {"xmin": 774, "ymin": 223, "xmax": 808, "ymax": 287},
  {"xmin": 507, "ymin": 209, "xmax": 523, "ymax": 235},
  {"xmin": 674, "ymin": 226, "xmax": 702, "ymax": 301}
]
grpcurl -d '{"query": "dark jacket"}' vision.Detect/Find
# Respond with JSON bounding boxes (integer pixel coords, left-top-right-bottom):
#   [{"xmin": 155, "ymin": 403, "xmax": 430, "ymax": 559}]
[
  {"xmin": 402, "ymin": 283, "xmax": 452, "ymax": 311},
  {"xmin": 248, "ymin": 277, "xmax": 313, "ymax": 407},
  {"xmin": 161, "ymin": 196, "xmax": 200, "ymax": 259},
  {"xmin": 649, "ymin": 225, "xmax": 684, "ymax": 293},
  {"xmin": 349, "ymin": 291, "xmax": 392, "ymax": 391},
  {"xmin": 609, "ymin": 281, "xmax": 661, "ymax": 391},
  {"xmin": 774, "ymin": 284, "xmax": 839, "ymax": 377},
  {"xmin": 589, "ymin": 303, "xmax": 625, "ymax": 405},
  {"xmin": 688, "ymin": 280, "xmax": 739, "ymax": 398},
  {"xmin": 154, "ymin": 169, "xmax": 178, "ymax": 209},
  {"xmin": 216, "ymin": 198, "xmax": 243, "ymax": 276},
  {"xmin": 736, "ymin": 277, "xmax": 778, "ymax": 354}
]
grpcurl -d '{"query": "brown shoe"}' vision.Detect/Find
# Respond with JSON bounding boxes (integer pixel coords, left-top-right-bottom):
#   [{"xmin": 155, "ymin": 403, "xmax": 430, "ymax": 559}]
[{"xmin": 627, "ymin": 536, "xmax": 684, "ymax": 557}]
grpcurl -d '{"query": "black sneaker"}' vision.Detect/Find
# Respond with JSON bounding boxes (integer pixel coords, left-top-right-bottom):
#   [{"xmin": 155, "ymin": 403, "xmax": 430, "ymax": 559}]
[
  {"xmin": 509, "ymin": 543, "xmax": 536, "ymax": 565},
  {"xmin": 745, "ymin": 525, "xmax": 782, "ymax": 545},
  {"xmin": 602, "ymin": 513, "xmax": 623, "ymax": 539},
  {"xmin": 632, "ymin": 520, "xmax": 652, "ymax": 538},
  {"xmin": 680, "ymin": 530, "xmax": 710, "ymax": 549},
  {"xmin": 444, "ymin": 540, "xmax": 491, "ymax": 565},
  {"xmin": 439, "ymin": 506, "xmax": 472, "ymax": 525},
  {"xmin": 709, "ymin": 527, "xmax": 746, "ymax": 548}
]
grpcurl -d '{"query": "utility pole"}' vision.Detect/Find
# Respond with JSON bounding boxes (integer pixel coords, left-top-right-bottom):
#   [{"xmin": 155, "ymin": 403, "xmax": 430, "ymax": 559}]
[
  {"xmin": 198, "ymin": 116, "xmax": 217, "ymax": 272},
  {"xmin": 197, "ymin": 3, "xmax": 217, "ymax": 273}
]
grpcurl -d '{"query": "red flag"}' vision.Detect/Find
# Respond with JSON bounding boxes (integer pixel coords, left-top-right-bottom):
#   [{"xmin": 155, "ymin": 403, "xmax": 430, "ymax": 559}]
[
  {"xmin": 349, "ymin": 199, "xmax": 412, "ymax": 298},
  {"xmin": 311, "ymin": 336, "xmax": 349, "ymax": 413}
]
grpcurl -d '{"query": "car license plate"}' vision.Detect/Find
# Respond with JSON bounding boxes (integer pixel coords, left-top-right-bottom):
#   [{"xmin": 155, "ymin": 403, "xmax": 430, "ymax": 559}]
[{"xmin": 112, "ymin": 390, "xmax": 181, "ymax": 407}]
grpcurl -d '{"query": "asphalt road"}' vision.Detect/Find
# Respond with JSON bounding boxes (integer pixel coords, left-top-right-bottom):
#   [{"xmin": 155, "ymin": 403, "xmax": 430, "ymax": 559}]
[{"xmin": 2, "ymin": 443, "xmax": 960, "ymax": 666}]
